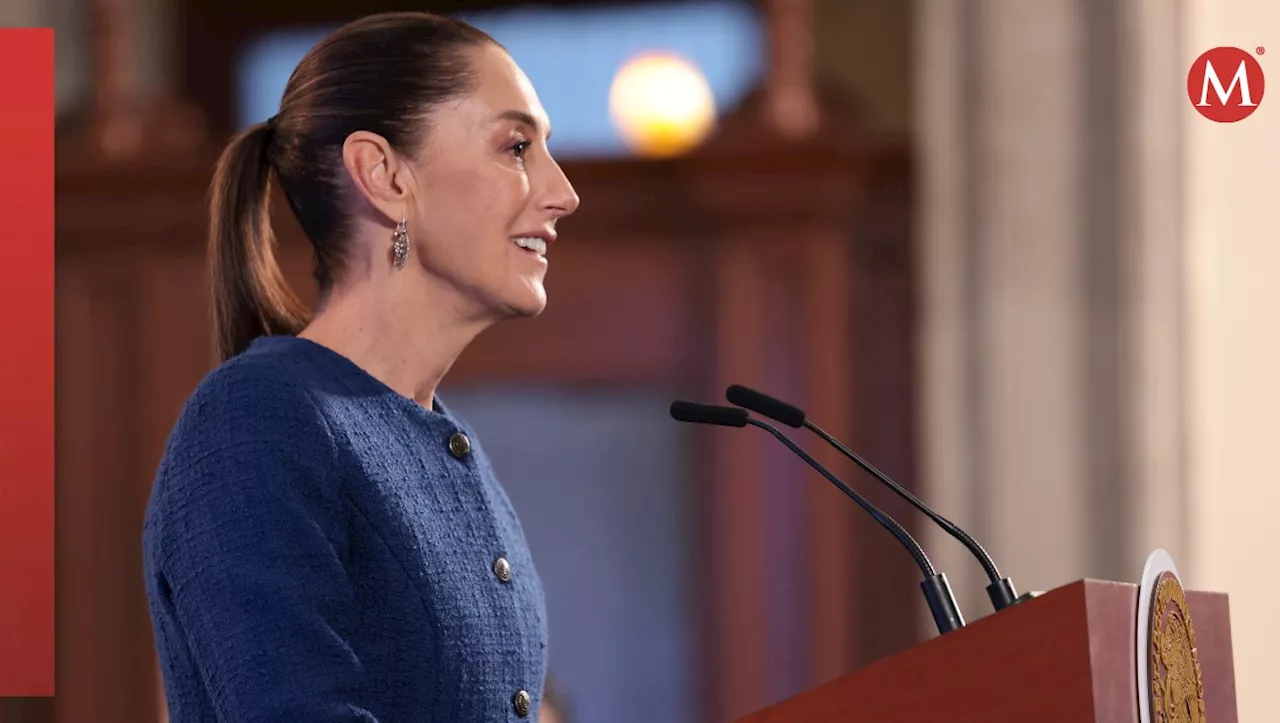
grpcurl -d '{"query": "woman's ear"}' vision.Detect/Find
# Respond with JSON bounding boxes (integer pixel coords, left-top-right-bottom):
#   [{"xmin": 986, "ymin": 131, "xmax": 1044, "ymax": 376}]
[{"xmin": 341, "ymin": 130, "xmax": 414, "ymax": 224}]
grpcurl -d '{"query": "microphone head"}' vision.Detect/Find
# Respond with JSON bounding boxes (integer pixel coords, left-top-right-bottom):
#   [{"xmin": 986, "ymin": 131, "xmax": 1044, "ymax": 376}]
[
  {"xmin": 670, "ymin": 400, "xmax": 750, "ymax": 428},
  {"xmin": 725, "ymin": 384, "xmax": 806, "ymax": 427}
]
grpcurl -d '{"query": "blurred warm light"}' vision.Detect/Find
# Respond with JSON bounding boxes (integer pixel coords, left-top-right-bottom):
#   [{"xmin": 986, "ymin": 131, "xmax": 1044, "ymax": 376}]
[{"xmin": 608, "ymin": 52, "xmax": 717, "ymax": 158}]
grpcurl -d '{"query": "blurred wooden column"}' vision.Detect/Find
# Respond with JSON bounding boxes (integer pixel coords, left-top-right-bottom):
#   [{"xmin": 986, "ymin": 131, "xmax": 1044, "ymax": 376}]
[
  {"xmin": 763, "ymin": 0, "xmax": 860, "ymax": 682},
  {"xmin": 697, "ymin": 0, "xmax": 877, "ymax": 719},
  {"xmin": 699, "ymin": 163, "xmax": 864, "ymax": 723},
  {"xmin": 74, "ymin": 0, "xmax": 206, "ymax": 161},
  {"xmin": 914, "ymin": 0, "xmax": 1189, "ymax": 625},
  {"xmin": 763, "ymin": 0, "xmax": 820, "ymax": 138},
  {"xmin": 43, "ymin": 0, "xmax": 211, "ymax": 721}
]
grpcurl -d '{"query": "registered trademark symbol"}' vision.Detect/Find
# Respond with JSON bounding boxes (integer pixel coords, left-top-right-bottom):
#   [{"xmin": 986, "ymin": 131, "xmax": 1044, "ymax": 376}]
[{"xmin": 1257, "ymin": 46, "xmax": 1266, "ymax": 55}]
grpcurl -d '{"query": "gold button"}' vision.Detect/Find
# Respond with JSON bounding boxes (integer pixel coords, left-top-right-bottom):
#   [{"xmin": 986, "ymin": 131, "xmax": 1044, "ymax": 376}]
[
  {"xmin": 493, "ymin": 557, "xmax": 512, "ymax": 583},
  {"xmin": 512, "ymin": 690, "xmax": 531, "ymax": 717},
  {"xmin": 447, "ymin": 432, "xmax": 471, "ymax": 459}
]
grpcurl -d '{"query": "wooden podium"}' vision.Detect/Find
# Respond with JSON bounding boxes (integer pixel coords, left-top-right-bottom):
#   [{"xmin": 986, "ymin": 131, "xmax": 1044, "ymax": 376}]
[{"xmin": 737, "ymin": 579, "xmax": 1236, "ymax": 723}]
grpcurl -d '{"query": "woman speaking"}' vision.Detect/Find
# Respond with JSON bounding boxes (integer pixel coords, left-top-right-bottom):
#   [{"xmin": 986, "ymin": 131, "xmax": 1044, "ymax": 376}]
[{"xmin": 142, "ymin": 12, "xmax": 579, "ymax": 722}]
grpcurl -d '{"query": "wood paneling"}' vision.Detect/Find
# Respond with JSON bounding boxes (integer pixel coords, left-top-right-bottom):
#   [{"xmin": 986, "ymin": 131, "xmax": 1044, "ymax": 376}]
[
  {"xmin": 52, "ymin": 257, "xmax": 158, "ymax": 722},
  {"xmin": 707, "ymin": 238, "xmax": 770, "ymax": 721},
  {"xmin": 802, "ymin": 232, "xmax": 859, "ymax": 683},
  {"xmin": 846, "ymin": 149, "xmax": 921, "ymax": 667},
  {"xmin": 453, "ymin": 238, "xmax": 701, "ymax": 386}
]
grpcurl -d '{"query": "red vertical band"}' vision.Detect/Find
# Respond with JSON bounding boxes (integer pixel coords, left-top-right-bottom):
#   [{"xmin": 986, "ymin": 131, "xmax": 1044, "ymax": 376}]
[{"xmin": 0, "ymin": 28, "xmax": 56, "ymax": 697}]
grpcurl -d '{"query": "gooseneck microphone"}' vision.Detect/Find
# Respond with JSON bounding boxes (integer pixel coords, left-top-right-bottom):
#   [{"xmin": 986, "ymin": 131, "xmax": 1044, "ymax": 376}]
[
  {"xmin": 724, "ymin": 384, "xmax": 1022, "ymax": 612},
  {"xmin": 669, "ymin": 400, "xmax": 965, "ymax": 635}
]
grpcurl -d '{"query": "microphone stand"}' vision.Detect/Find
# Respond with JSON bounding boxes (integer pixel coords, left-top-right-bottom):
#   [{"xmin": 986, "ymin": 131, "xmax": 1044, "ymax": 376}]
[
  {"xmin": 726, "ymin": 384, "xmax": 1026, "ymax": 612},
  {"xmin": 670, "ymin": 401, "xmax": 966, "ymax": 635}
]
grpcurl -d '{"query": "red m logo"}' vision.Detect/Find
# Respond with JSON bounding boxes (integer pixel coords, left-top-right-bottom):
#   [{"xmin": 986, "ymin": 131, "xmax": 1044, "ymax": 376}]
[{"xmin": 1188, "ymin": 46, "xmax": 1266, "ymax": 123}]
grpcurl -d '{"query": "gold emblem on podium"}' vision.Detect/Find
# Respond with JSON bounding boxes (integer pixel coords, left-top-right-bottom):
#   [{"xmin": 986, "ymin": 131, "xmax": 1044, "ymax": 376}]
[{"xmin": 1148, "ymin": 570, "xmax": 1207, "ymax": 723}]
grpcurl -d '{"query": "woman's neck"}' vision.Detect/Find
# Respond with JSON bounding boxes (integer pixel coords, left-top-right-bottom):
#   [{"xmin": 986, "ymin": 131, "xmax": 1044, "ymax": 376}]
[{"xmin": 298, "ymin": 278, "xmax": 492, "ymax": 409}]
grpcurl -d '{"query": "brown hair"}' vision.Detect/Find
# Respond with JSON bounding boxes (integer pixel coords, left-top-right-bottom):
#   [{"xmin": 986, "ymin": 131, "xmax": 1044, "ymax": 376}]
[{"xmin": 208, "ymin": 12, "xmax": 498, "ymax": 362}]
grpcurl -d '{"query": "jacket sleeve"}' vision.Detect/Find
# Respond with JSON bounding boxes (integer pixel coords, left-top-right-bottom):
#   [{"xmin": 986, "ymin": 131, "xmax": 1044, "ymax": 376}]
[{"xmin": 145, "ymin": 367, "xmax": 381, "ymax": 722}]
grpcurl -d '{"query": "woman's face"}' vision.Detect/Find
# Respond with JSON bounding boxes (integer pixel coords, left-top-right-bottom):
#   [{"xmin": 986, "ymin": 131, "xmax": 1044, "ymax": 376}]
[{"xmin": 404, "ymin": 44, "xmax": 579, "ymax": 322}]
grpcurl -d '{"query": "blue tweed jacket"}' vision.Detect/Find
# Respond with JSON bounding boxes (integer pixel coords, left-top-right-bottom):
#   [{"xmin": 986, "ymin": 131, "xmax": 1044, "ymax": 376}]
[{"xmin": 143, "ymin": 335, "xmax": 548, "ymax": 722}]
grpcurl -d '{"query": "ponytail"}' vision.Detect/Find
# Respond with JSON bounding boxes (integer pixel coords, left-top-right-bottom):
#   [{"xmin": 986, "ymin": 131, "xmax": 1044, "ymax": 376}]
[
  {"xmin": 204, "ymin": 12, "xmax": 499, "ymax": 363},
  {"xmin": 207, "ymin": 121, "xmax": 309, "ymax": 363}
]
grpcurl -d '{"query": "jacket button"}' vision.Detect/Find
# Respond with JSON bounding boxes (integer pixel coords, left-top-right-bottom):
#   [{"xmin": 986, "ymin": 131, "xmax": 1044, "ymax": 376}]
[
  {"xmin": 447, "ymin": 432, "xmax": 471, "ymax": 459},
  {"xmin": 493, "ymin": 557, "xmax": 512, "ymax": 583},
  {"xmin": 512, "ymin": 690, "xmax": 531, "ymax": 717}
]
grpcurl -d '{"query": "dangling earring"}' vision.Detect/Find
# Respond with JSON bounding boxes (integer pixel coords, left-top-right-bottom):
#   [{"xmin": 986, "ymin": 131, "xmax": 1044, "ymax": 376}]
[{"xmin": 392, "ymin": 216, "xmax": 409, "ymax": 270}]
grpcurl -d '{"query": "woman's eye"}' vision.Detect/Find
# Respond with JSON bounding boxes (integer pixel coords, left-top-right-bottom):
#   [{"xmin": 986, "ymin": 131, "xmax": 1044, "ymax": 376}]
[{"xmin": 511, "ymin": 140, "xmax": 531, "ymax": 159}]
